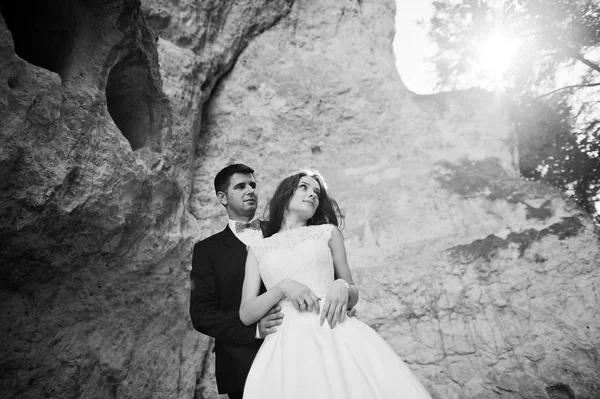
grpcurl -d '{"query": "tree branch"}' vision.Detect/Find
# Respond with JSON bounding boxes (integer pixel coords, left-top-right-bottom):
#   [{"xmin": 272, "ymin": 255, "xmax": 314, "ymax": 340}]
[
  {"xmin": 560, "ymin": 46, "xmax": 600, "ymax": 74},
  {"xmin": 534, "ymin": 82, "xmax": 600, "ymax": 100},
  {"xmin": 572, "ymin": 52, "xmax": 600, "ymax": 74}
]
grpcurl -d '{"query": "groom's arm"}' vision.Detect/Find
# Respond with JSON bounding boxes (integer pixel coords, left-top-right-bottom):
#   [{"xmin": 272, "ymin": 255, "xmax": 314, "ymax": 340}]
[{"xmin": 189, "ymin": 241, "xmax": 257, "ymax": 343}]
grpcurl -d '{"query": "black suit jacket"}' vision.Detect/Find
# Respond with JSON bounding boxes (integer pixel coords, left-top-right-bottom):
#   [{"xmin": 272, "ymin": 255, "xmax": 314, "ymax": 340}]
[{"xmin": 189, "ymin": 225, "xmax": 262, "ymax": 394}]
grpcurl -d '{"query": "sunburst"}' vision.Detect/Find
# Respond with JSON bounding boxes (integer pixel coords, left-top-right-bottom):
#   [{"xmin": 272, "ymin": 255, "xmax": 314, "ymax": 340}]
[{"xmin": 476, "ymin": 33, "xmax": 521, "ymax": 86}]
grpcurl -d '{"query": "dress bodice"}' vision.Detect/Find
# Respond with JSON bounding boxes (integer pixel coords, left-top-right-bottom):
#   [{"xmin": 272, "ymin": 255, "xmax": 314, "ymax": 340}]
[{"xmin": 252, "ymin": 224, "xmax": 335, "ymax": 299}]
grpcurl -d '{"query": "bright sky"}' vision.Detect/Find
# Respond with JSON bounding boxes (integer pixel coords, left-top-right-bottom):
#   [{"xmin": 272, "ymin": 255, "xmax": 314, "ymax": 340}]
[
  {"xmin": 393, "ymin": 0, "xmax": 523, "ymax": 94},
  {"xmin": 393, "ymin": 0, "xmax": 437, "ymax": 94}
]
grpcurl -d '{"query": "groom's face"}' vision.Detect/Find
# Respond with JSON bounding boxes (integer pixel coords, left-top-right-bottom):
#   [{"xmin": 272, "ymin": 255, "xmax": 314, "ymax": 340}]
[{"xmin": 219, "ymin": 173, "xmax": 258, "ymax": 220}]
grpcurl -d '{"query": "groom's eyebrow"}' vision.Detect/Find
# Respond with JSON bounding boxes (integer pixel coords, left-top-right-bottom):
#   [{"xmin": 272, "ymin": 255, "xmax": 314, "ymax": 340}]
[{"xmin": 234, "ymin": 181, "xmax": 257, "ymax": 189}]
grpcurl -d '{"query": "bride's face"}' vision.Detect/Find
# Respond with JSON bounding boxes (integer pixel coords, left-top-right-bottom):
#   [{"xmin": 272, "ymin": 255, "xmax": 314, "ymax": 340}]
[{"xmin": 287, "ymin": 176, "xmax": 321, "ymax": 220}]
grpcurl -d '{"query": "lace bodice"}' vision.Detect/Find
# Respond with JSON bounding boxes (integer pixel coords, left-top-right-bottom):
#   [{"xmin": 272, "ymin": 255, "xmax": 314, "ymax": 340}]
[{"xmin": 252, "ymin": 224, "xmax": 336, "ymax": 299}]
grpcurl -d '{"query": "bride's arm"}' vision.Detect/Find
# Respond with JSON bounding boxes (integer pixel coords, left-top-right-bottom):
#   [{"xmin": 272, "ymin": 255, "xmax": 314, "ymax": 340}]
[
  {"xmin": 239, "ymin": 249, "xmax": 284, "ymax": 325},
  {"xmin": 320, "ymin": 227, "xmax": 359, "ymax": 328},
  {"xmin": 240, "ymin": 249, "xmax": 321, "ymax": 325},
  {"xmin": 329, "ymin": 227, "xmax": 359, "ymax": 310}
]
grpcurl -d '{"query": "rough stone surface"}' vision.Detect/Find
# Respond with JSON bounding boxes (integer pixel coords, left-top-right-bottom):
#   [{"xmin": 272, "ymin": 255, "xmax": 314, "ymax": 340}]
[
  {"xmin": 0, "ymin": 0, "xmax": 203, "ymax": 397},
  {"xmin": 1, "ymin": 0, "xmax": 598, "ymax": 398}
]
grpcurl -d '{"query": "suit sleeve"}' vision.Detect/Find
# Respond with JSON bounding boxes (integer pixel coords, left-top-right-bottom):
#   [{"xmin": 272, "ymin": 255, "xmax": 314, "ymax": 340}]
[{"xmin": 189, "ymin": 241, "xmax": 257, "ymax": 342}]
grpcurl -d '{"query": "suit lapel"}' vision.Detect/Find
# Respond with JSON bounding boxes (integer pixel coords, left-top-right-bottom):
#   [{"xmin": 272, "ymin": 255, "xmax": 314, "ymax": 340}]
[{"xmin": 221, "ymin": 225, "xmax": 247, "ymax": 265}]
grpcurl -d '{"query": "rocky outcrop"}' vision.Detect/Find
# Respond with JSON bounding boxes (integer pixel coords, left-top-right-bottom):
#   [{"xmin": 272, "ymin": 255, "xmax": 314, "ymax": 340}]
[
  {"xmin": 1, "ymin": 0, "xmax": 598, "ymax": 398},
  {"xmin": 0, "ymin": 0, "xmax": 198, "ymax": 396},
  {"xmin": 140, "ymin": 0, "xmax": 296, "ymax": 220}
]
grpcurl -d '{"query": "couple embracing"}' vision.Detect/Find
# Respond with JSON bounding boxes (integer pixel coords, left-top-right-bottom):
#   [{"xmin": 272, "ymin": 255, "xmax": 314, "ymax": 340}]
[{"xmin": 190, "ymin": 164, "xmax": 432, "ymax": 399}]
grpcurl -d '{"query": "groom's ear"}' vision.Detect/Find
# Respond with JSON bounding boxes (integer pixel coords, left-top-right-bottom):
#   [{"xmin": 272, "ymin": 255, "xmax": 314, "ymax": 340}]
[{"xmin": 217, "ymin": 191, "xmax": 228, "ymax": 207}]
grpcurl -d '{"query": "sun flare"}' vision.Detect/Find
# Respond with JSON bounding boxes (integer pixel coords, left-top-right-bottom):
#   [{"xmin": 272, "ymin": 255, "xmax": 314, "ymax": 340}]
[{"xmin": 476, "ymin": 33, "xmax": 521, "ymax": 85}]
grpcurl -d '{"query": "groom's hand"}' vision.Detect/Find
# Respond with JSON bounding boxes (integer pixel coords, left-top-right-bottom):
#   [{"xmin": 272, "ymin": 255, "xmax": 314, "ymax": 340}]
[{"xmin": 258, "ymin": 305, "xmax": 284, "ymax": 338}]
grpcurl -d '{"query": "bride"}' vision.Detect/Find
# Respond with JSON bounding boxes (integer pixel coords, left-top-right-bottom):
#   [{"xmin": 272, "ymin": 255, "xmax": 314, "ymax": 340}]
[{"xmin": 239, "ymin": 170, "xmax": 433, "ymax": 399}]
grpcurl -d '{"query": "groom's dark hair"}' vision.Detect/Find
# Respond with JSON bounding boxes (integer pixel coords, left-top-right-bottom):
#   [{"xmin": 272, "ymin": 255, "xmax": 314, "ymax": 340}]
[{"xmin": 214, "ymin": 164, "xmax": 255, "ymax": 194}]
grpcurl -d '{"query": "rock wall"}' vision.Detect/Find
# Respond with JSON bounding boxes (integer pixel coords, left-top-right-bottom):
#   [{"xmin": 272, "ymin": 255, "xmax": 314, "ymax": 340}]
[
  {"xmin": 0, "ymin": 0, "xmax": 598, "ymax": 398},
  {"xmin": 0, "ymin": 0, "xmax": 199, "ymax": 396}
]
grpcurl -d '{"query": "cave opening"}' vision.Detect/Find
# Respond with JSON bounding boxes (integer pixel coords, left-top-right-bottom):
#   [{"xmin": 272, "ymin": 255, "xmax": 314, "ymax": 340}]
[
  {"xmin": 106, "ymin": 50, "xmax": 163, "ymax": 151},
  {"xmin": 0, "ymin": 0, "xmax": 76, "ymax": 77}
]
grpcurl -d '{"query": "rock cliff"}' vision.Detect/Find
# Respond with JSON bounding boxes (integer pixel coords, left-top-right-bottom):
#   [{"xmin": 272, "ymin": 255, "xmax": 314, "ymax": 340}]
[{"xmin": 0, "ymin": 0, "xmax": 598, "ymax": 398}]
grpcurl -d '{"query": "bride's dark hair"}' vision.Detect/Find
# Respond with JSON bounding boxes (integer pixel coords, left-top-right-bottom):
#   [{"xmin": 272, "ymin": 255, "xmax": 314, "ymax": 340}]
[{"xmin": 262, "ymin": 170, "xmax": 343, "ymax": 238}]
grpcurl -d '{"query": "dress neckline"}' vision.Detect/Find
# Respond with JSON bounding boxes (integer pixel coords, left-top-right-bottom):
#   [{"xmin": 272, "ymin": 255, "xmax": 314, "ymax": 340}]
[{"xmin": 277, "ymin": 224, "xmax": 311, "ymax": 233}]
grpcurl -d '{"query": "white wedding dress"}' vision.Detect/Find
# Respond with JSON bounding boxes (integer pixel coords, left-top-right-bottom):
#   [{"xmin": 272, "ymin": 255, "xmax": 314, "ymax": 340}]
[{"xmin": 243, "ymin": 224, "xmax": 432, "ymax": 399}]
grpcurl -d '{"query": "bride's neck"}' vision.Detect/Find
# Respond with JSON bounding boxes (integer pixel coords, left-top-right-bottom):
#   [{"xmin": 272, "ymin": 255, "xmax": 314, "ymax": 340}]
[{"xmin": 280, "ymin": 214, "xmax": 308, "ymax": 231}]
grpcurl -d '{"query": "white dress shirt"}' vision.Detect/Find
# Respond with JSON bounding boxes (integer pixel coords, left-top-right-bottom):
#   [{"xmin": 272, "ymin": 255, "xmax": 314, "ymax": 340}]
[
  {"xmin": 228, "ymin": 218, "xmax": 263, "ymax": 249},
  {"xmin": 228, "ymin": 218, "xmax": 264, "ymax": 338}
]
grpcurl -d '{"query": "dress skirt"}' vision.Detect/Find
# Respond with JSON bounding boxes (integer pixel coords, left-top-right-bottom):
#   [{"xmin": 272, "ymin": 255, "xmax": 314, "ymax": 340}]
[{"xmin": 243, "ymin": 301, "xmax": 432, "ymax": 399}]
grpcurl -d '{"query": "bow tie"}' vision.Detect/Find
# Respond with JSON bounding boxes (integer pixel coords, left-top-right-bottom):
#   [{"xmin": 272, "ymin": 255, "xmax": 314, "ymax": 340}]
[{"xmin": 235, "ymin": 220, "xmax": 261, "ymax": 233}]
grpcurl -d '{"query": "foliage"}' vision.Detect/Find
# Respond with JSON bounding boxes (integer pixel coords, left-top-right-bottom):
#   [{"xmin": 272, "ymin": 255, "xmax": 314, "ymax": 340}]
[
  {"xmin": 427, "ymin": 0, "xmax": 600, "ymax": 221},
  {"xmin": 514, "ymin": 94, "xmax": 600, "ymax": 217}
]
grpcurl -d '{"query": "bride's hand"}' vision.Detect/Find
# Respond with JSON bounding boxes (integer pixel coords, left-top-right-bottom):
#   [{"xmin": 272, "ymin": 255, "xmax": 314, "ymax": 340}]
[
  {"xmin": 278, "ymin": 279, "xmax": 320, "ymax": 314},
  {"xmin": 320, "ymin": 280, "xmax": 349, "ymax": 328}
]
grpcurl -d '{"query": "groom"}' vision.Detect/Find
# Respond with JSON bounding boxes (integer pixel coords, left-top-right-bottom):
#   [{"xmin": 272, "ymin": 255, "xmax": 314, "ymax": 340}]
[{"xmin": 189, "ymin": 164, "xmax": 283, "ymax": 399}]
